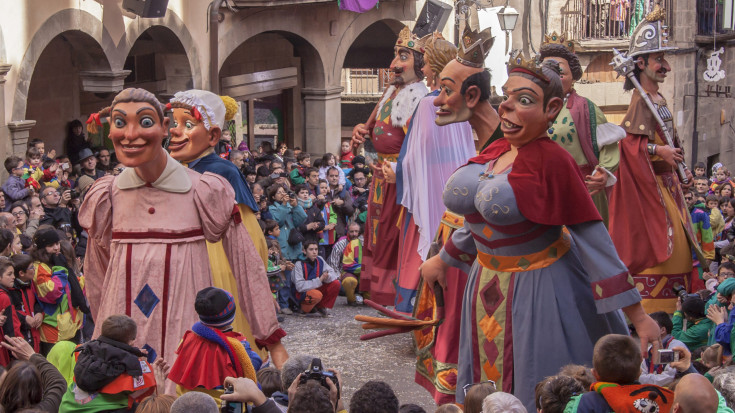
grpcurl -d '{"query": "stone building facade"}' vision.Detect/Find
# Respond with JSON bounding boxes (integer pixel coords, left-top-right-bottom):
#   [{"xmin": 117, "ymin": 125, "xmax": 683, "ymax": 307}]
[{"xmin": 0, "ymin": 0, "xmax": 440, "ymax": 178}]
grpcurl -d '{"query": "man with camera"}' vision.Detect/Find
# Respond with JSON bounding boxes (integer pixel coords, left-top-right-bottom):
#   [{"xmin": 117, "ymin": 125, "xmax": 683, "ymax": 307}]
[{"xmin": 39, "ymin": 186, "xmax": 73, "ymax": 230}]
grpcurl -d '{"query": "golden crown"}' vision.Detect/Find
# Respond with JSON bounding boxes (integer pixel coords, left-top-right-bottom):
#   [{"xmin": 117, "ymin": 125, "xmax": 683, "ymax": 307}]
[
  {"xmin": 396, "ymin": 26, "xmax": 425, "ymax": 54},
  {"xmin": 542, "ymin": 31, "xmax": 575, "ymax": 53},
  {"xmin": 456, "ymin": 25, "xmax": 494, "ymax": 68},
  {"xmin": 507, "ymin": 50, "xmax": 549, "ymax": 82}
]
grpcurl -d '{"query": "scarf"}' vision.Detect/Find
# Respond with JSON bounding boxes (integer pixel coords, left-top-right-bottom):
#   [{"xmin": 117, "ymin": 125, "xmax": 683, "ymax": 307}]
[{"xmin": 191, "ymin": 322, "xmax": 256, "ymax": 382}]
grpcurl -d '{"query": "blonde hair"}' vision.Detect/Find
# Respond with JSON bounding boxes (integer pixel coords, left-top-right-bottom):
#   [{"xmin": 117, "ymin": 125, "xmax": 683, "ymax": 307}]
[
  {"xmin": 136, "ymin": 394, "xmax": 177, "ymax": 413},
  {"xmin": 425, "ymin": 38, "xmax": 458, "ymax": 82}
]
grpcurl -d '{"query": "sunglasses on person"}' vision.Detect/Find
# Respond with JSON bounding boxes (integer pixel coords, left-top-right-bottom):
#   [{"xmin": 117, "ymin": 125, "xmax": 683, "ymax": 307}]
[{"xmin": 463, "ymin": 380, "xmax": 496, "ymax": 396}]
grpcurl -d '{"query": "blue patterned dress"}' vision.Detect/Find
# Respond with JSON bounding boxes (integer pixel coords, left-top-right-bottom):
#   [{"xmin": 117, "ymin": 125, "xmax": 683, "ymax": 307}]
[{"xmin": 439, "ymin": 160, "xmax": 641, "ymax": 411}]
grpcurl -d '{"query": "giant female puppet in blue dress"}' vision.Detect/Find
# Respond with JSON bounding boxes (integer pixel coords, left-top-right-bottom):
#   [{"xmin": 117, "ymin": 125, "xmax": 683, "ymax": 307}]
[{"xmin": 419, "ymin": 47, "xmax": 661, "ymax": 411}]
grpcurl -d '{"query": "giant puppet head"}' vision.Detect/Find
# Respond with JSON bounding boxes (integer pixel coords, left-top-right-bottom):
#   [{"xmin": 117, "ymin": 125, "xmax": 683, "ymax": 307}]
[
  {"xmin": 420, "ymin": 32, "xmax": 459, "ymax": 89},
  {"xmin": 539, "ymin": 32, "xmax": 582, "ymax": 95},
  {"xmin": 623, "ymin": 5, "xmax": 676, "ymax": 91},
  {"xmin": 168, "ymin": 90, "xmax": 238, "ymax": 162},
  {"xmin": 433, "ymin": 25, "xmax": 493, "ymax": 126},
  {"xmin": 390, "ymin": 27, "xmax": 426, "ymax": 86}
]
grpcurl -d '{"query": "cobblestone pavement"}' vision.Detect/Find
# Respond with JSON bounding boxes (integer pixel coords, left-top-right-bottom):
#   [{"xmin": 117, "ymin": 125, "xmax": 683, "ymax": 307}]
[{"xmin": 279, "ymin": 296, "xmax": 438, "ymax": 411}]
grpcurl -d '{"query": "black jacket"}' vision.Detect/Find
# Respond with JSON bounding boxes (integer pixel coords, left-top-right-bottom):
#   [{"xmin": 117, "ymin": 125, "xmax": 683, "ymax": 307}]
[
  {"xmin": 298, "ymin": 202, "xmax": 325, "ymax": 244},
  {"xmin": 74, "ymin": 336, "xmax": 145, "ymax": 393}
]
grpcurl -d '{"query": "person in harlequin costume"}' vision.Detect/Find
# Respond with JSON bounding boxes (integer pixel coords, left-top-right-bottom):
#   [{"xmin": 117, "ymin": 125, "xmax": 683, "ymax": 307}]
[
  {"xmin": 539, "ymin": 33, "xmax": 626, "ymax": 227},
  {"xmin": 419, "ymin": 49, "xmax": 661, "ymax": 411},
  {"xmin": 78, "ymin": 88, "xmax": 274, "ymax": 392},
  {"xmin": 350, "ymin": 26, "xmax": 429, "ymax": 305},
  {"xmin": 608, "ymin": 6, "xmax": 703, "ymax": 314},
  {"xmin": 167, "ymin": 89, "xmax": 286, "ymax": 366}
]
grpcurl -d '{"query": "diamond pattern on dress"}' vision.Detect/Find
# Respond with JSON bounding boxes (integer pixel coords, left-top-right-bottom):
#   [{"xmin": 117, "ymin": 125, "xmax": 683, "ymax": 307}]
[{"xmin": 134, "ymin": 284, "xmax": 160, "ymax": 318}]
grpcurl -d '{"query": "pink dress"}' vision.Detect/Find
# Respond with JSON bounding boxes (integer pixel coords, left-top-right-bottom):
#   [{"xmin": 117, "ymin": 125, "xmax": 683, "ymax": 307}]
[{"xmin": 79, "ymin": 157, "xmax": 277, "ymax": 366}]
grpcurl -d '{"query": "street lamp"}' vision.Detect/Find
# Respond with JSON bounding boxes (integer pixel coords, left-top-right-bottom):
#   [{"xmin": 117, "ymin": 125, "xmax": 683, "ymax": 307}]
[{"xmin": 497, "ymin": 5, "xmax": 519, "ymax": 54}]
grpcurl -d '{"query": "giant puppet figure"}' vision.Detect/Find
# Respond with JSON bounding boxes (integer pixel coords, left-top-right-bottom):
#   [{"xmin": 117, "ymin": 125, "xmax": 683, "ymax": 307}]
[
  {"xmin": 608, "ymin": 6, "xmax": 704, "ymax": 314},
  {"xmin": 539, "ymin": 33, "xmax": 625, "ymax": 226},
  {"xmin": 79, "ymin": 89, "xmax": 276, "ymax": 378},
  {"xmin": 419, "ymin": 44, "xmax": 661, "ymax": 410},
  {"xmin": 166, "ymin": 90, "xmax": 287, "ymax": 365},
  {"xmin": 351, "ymin": 26, "xmax": 429, "ymax": 305}
]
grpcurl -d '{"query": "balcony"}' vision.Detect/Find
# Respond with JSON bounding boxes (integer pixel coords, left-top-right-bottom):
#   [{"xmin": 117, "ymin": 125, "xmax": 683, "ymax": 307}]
[
  {"xmin": 561, "ymin": 0, "xmax": 673, "ymax": 50},
  {"xmin": 341, "ymin": 68, "xmax": 391, "ymax": 98},
  {"xmin": 696, "ymin": 0, "xmax": 735, "ymax": 41}
]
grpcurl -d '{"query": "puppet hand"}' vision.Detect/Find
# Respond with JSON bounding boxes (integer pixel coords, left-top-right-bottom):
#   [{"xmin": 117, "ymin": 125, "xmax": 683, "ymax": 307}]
[{"xmin": 420, "ymin": 255, "xmax": 449, "ymax": 290}]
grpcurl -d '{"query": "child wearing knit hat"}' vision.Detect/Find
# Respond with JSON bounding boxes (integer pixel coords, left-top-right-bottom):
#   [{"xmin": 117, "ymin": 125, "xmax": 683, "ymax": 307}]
[{"xmin": 168, "ymin": 287, "xmax": 262, "ymax": 405}]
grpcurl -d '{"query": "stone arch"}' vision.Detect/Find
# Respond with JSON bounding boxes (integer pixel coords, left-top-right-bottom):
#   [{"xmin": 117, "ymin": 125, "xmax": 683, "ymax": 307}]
[
  {"xmin": 121, "ymin": 10, "xmax": 202, "ymax": 89},
  {"xmin": 0, "ymin": 23, "xmax": 6, "ymax": 63},
  {"xmin": 122, "ymin": 25, "xmax": 194, "ymax": 94},
  {"xmin": 12, "ymin": 9, "xmax": 115, "ymax": 121},
  {"xmin": 219, "ymin": 20, "xmax": 326, "ymax": 89}
]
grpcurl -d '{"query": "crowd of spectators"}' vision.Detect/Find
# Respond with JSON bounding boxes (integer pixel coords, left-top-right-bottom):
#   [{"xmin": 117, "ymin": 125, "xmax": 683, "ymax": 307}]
[{"xmin": 2, "ymin": 124, "xmax": 735, "ymax": 412}]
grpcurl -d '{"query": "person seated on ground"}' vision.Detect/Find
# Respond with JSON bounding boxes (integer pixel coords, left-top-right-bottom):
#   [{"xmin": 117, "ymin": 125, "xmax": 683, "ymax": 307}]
[
  {"xmin": 170, "ymin": 391, "xmax": 218, "ymax": 413},
  {"xmin": 257, "ymin": 366, "xmax": 282, "ymax": 398},
  {"xmin": 0, "ymin": 334, "xmax": 67, "ymax": 412},
  {"xmin": 482, "ymin": 392, "xmax": 527, "ymax": 413},
  {"xmin": 564, "ymin": 334, "xmax": 674, "ymax": 413},
  {"xmin": 340, "ymin": 222, "xmax": 365, "ymax": 306},
  {"xmin": 674, "ymin": 294, "xmax": 714, "ymax": 351},
  {"xmin": 292, "ymin": 240, "xmax": 341, "ymax": 317},
  {"xmin": 463, "ymin": 382, "xmax": 497, "ymax": 413},
  {"xmin": 60, "ymin": 314, "xmax": 162, "ymax": 412},
  {"xmin": 169, "ymin": 287, "xmax": 261, "ymax": 404},
  {"xmin": 639, "ymin": 311, "xmax": 687, "ymax": 386},
  {"xmin": 135, "ymin": 394, "xmax": 177, "ymax": 413},
  {"xmin": 535, "ymin": 375, "xmax": 584, "ymax": 413},
  {"xmin": 349, "ymin": 380, "xmax": 397, "ymax": 413},
  {"xmin": 435, "ymin": 404, "xmax": 463, "ymax": 413}
]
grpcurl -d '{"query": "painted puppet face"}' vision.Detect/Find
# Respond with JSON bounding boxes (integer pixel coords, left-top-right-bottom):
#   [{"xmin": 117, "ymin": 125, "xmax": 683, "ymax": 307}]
[
  {"xmin": 638, "ymin": 52, "xmax": 670, "ymax": 84},
  {"xmin": 390, "ymin": 47, "xmax": 418, "ymax": 86},
  {"xmin": 499, "ymin": 75, "xmax": 562, "ymax": 148},
  {"xmin": 109, "ymin": 101, "xmax": 169, "ymax": 168},
  {"xmin": 168, "ymin": 107, "xmax": 218, "ymax": 162},
  {"xmin": 542, "ymin": 56, "xmax": 574, "ymax": 95},
  {"xmin": 433, "ymin": 60, "xmax": 481, "ymax": 126}
]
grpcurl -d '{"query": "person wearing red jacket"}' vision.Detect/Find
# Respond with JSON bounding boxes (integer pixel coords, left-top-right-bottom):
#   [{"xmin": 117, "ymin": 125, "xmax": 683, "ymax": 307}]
[
  {"xmin": 0, "ymin": 258, "xmax": 22, "ymax": 366},
  {"xmin": 10, "ymin": 254, "xmax": 42, "ymax": 352}
]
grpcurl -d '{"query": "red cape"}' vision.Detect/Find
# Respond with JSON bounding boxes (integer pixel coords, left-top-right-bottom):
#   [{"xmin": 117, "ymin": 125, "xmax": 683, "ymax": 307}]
[
  {"xmin": 468, "ymin": 137, "xmax": 601, "ymax": 225},
  {"xmin": 169, "ymin": 330, "xmax": 247, "ymax": 389}
]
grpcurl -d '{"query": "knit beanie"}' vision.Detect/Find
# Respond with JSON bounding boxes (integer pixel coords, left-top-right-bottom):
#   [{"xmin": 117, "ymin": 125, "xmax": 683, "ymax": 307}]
[
  {"xmin": 34, "ymin": 227, "xmax": 61, "ymax": 249},
  {"xmin": 718, "ymin": 278, "xmax": 735, "ymax": 297},
  {"xmin": 194, "ymin": 287, "xmax": 236, "ymax": 328}
]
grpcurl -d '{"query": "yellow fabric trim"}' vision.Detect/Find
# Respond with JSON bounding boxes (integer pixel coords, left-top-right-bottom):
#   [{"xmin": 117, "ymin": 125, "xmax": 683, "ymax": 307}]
[
  {"xmin": 377, "ymin": 153, "xmax": 399, "ymax": 162},
  {"xmin": 239, "ymin": 204, "xmax": 268, "ymax": 266},
  {"xmin": 476, "ymin": 233, "xmax": 571, "ymax": 272},
  {"xmin": 226, "ymin": 336, "xmax": 257, "ymax": 382}
]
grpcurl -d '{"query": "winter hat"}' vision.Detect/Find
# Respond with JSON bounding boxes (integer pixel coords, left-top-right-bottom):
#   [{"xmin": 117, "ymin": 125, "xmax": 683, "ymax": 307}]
[
  {"xmin": 76, "ymin": 174, "xmax": 95, "ymax": 195},
  {"xmin": 718, "ymin": 278, "xmax": 735, "ymax": 297},
  {"xmin": 33, "ymin": 227, "xmax": 61, "ymax": 249},
  {"xmin": 194, "ymin": 287, "xmax": 236, "ymax": 328}
]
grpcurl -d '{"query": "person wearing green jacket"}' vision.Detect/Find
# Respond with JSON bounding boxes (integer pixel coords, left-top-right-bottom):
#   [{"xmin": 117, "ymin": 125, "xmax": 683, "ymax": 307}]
[{"xmin": 674, "ymin": 294, "xmax": 715, "ymax": 351}]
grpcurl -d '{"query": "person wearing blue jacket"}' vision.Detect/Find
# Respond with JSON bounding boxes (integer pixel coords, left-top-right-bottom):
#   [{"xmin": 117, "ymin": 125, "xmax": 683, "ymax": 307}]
[{"xmin": 268, "ymin": 184, "xmax": 306, "ymax": 313}]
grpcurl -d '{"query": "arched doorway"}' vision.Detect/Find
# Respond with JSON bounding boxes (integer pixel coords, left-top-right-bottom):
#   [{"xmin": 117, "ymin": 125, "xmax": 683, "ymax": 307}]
[
  {"xmin": 24, "ymin": 30, "xmax": 112, "ymax": 157},
  {"xmin": 220, "ymin": 31, "xmax": 326, "ymax": 153}
]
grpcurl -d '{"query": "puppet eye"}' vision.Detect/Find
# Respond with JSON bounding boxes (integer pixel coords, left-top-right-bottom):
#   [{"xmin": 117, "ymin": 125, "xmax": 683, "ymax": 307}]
[
  {"xmin": 113, "ymin": 117, "xmax": 125, "ymax": 128},
  {"xmin": 140, "ymin": 116, "xmax": 155, "ymax": 128}
]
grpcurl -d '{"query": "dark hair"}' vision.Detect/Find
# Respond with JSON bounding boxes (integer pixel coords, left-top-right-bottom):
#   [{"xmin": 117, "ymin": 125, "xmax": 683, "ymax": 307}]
[
  {"xmin": 257, "ymin": 165, "xmax": 270, "ymax": 178},
  {"xmin": 624, "ymin": 53, "xmax": 649, "ymax": 91},
  {"xmin": 304, "ymin": 167, "xmax": 319, "ymax": 178},
  {"xmin": 256, "ymin": 367, "xmax": 282, "ymax": 397},
  {"xmin": 412, "ymin": 50, "xmax": 425, "ymax": 81},
  {"xmin": 25, "ymin": 147, "xmax": 41, "ymax": 160},
  {"xmin": 267, "ymin": 184, "xmax": 287, "ymax": 204},
  {"xmin": 0, "ymin": 361, "xmax": 43, "ymax": 411},
  {"xmin": 294, "ymin": 185, "xmax": 309, "ymax": 195},
  {"xmin": 720, "ymin": 262, "xmax": 735, "ymax": 275},
  {"xmin": 11, "ymin": 254, "xmax": 32, "ymax": 277},
  {"xmin": 558, "ymin": 364, "xmax": 595, "ymax": 391},
  {"xmin": 244, "ymin": 166, "xmax": 256, "ymax": 177},
  {"xmin": 289, "ymin": 380, "xmax": 333, "ymax": 413},
  {"xmin": 10, "ymin": 202, "xmax": 28, "ymax": 218},
  {"xmin": 592, "ymin": 334, "xmax": 641, "ymax": 384},
  {"xmin": 649, "ymin": 311, "xmax": 674, "ymax": 335},
  {"xmin": 707, "ymin": 194, "xmax": 721, "ymax": 204},
  {"xmin": 0, "ymin": 229, "xmax": 14, "ymax": 253},
  {"xmin": 464, "ymin": 382, "xmax": 497, "ymax": 413},
  {"xmin": 101, "ymin": 314, "xmax": 137, "ymax": 344},
  {"xmin": 682, "ymin": 295, "xmax": 707, "ymax": 319},
  {"xmin": 539, "ymin": 44, "xmax": 583, "ymax": 80},
  {"xmin": 302, "ymin": 240, "xmax": 319, "ymax": 251},
  {"xmin": 460, "ymin": 70, "xmax": 491, "ymax": 101},
  {"xmin": 349, "ymin": 381, "xmax": 399, "ymax": 413},
  {"xmin": 535, "ymin": 375, "xmax": 585, "ymax": 413},
  {"xmin": 297, "ymin": 152, "xmax": 311, "ymax": 162},
  {"xmin": 41, "ymin": 159, "xmax": 56, "ymax": 171},
  {"xmin": 509, "ymin": 60, "xmax": 564, "ymax": 110},
  {"xmin": 321, "ymin": 153, "xmax": 335, "ymax": 165},
  {"xmin": 4, "ymin": 156, "xmax": 23, "ymax": 173},
  {"xmin": 264, "ymin": 219, "xmax": 280, "ymax": 235},
  {"xmin": 326, "ymin": 166, "xmax": 340, "ymax": 177},
  {"xmin": 399, "ymin": 404, "xmax": 426, "ymax": 413}
]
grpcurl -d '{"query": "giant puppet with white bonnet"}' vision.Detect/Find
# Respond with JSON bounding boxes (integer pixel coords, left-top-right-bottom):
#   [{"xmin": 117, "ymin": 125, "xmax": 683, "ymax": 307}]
[{"xmin": 167, "ymin": 89, "xmax": 287, "ymax": 366}]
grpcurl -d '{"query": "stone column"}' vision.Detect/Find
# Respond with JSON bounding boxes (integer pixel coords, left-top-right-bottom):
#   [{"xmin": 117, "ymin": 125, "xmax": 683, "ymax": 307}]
[
  {"xmin": 0, "ymin": 64, "xmax": 11, "ymax": 182},
  {"xmin": 302, "ymin": 86, "xmax": 344, "ymax": 155},
  {"xmin": 8, "ymin": 120, "xmax": 36, "ymax": 156}
]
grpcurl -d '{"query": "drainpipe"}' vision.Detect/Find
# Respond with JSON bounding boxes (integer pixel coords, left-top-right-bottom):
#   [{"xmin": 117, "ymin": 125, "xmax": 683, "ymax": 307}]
[
  {"xmin": 209, "ymin": 0, "xmax": 225, "ymax": 93},
  {"xmin": 692, "ymin": 47, "xmax": 702, "ymax": 164}
]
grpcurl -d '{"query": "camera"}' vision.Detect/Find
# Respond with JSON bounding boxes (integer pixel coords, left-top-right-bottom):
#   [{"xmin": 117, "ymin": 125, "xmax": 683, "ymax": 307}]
[
  {"xmin": 672, "ymin": 284, "xmax": 688, "ymax": 300},
  {"xmin": 287, "ymin": 191, "xmax": 297, "ymax": 199},
  {"xmin": 299, "ymin": 358, "xmax": 339, "ymax": 399},
  {"xmin": 220, "ymin": 385, "xmax": 243, "ymax": 413},
  {"xmin": 654, "ymin": 349, "xmax": 680, "ymax": 365}
]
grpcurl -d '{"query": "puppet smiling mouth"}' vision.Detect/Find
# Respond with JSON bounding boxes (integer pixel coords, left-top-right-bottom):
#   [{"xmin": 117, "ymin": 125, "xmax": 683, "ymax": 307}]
[
  {"xmin": 501, "ymin": 118, "xmax": 521, "ymax": 132},
  {"xmin": 436, "ymin": 107, "xmax": 451, "ymax": 116},
  {"xmin": 121, "ymin": 143, "xmax": 147, "ymax": 153},
  {"xmin": 168, "ymin": 138, "xmax": 189, "ymax": 151}
]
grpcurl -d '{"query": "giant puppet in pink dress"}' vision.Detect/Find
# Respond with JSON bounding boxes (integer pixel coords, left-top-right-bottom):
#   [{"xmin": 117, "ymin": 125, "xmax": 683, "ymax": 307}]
[{"xmin": 79, "ymin": 89, "xmax": 280, "ymax": 381}]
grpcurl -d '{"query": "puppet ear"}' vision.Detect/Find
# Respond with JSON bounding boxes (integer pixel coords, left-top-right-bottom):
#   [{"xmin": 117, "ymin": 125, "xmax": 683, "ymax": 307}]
[
  {"xmin": 209, "ymin": 127, "xmax": 222, "ymax": 147},
  {"xmin": 464, "ymin": 85, "xmax": 482, "ymax": 109},
  {"xmin": 545, "ymin": 96, "xmax": 564, "ymax": 123}
]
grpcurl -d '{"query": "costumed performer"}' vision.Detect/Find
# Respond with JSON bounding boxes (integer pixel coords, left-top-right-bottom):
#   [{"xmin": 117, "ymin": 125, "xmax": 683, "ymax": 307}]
[
  {"xmin": 350, "ymin": 26, "xmax": 429, "ymax": 305},
  {"xmin": 539, "ymin": 32, "xmax": 625, "ymax": 226},
  {"xmin": 608, "ymin": 6, "xmax": 702, "ymax": 314},
  {"xmin": 78, "ymin": 88, "xmax": 268, "ymax": 391},
  {"xmin": 419, "ymin": 52, "xmax": 660, "ymax": 411},
  {"xmin": 392, "ymin": 32, "xmax": 474, "ymax": 316},
  {"xmin": 167, "ymin": 89, "xmax": 286, "ymax": 365}
]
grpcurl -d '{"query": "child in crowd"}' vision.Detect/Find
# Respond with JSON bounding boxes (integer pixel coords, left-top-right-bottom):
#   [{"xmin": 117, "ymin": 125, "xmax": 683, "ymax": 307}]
[
  {"xmin": 22, "ymin": 147, "xmax": 43, "ymax": 190},
  {"xmin": 28, "ymin": 138, "xmax": 55, "ymax": 162},
  {"xmin": 2, "ymin": 156, "xmax": 34, "ymax": 207},
  {"xmin": 39, "ymin": 159, "xmax": 61, "ymax": 189},
  {"xmin": 9, "ymin": 253, "xmax": 42, "ymax": 353},
  {"xmin": 318, "ymin": 153, "xmax": 346, "ymax": 187},
  {"xmin": 708, "ymin": 195, "xmax": 726, "ymax": 237},
  {"xmin": 289, "ymin": 152, "xmax": 311, "ymax": 185},
  {"xmin": 712, "ymin": 165, "xmax": 735, "ymax": 194},
  {"xmin": 168, "ymin": 287, "xmax": 261, "ymax": 404},
  {"xmin": 709, "ymin": 279, "xmax": 735, "ymax": 355},
  {"xmin": 463, "ymin": 381, "xmax": 496, "ymax": 413},
  {"xmin": 264, "ymin": 219, "xmax": 281, "ymax": 242},
  {"xmin": 0, "ymin": 258, "xmax": 21, "ymax": 366},
  {"xmin": 674, "ymin": 294, "xmax": 714, "ymax": 351},
  {"xmin": 639, "ymin": 311, "xmax": 686, "ymax": 386},
  {"xmin": 564, "ymin": 334, "xmax": 674, "ymax": 412},
  {"xmin": 292, "ymin": 240, "xmax": 340, "ymax": 316},
  {"xmin": 706, "ymin": 262, "xmax": 735, "ymax": 293},
  {"xmin": 535, "ymin": 375, "xmax": 585, "ymax": 413},
  {"xmin": 0, "ymin": 230, "xmax": 14, "ymax": 258},
  {"xmin": 340, "ymin": 141, "xmax": 354, "ymax": 169},
  {"xmin": 694, "ymin": 161, "xmax": 707, "ymax": 178},
  {"xmin": 60, "ymin": 314, "xmax": 158, "ymax": 411},
  {"xmin": 256, "ymin": 366, "xmax": 282, "ymax": 398}
]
